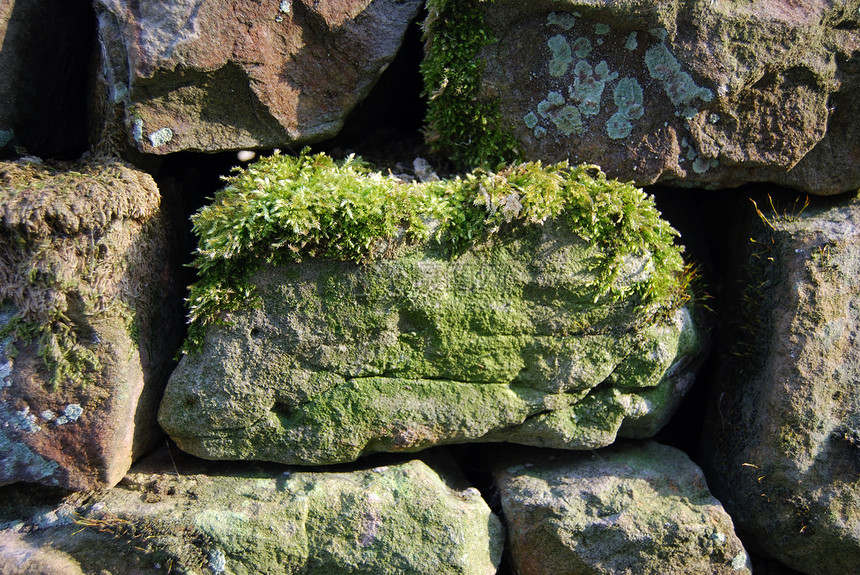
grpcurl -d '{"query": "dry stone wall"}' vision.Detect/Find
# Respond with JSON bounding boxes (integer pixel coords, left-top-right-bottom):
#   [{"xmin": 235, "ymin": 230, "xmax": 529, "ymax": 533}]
[{"xmin": 0, "ymin": 1, "xmax": 858, "ymax": 574}]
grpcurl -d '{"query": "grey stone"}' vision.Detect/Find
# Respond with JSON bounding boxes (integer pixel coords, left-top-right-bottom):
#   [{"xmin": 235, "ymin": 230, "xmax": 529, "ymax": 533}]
[
  {"xmin": 493, "ymin": 441, "xmax": 752, "ymax": 575},
  {"xmin": 701, "ymin": 192, "xmax": 860, "ymax": 574}
]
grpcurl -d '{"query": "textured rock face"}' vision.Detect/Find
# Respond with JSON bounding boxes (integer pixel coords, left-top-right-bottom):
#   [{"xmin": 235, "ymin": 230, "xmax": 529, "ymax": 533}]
[
  {"xmin": 425, "ymin": 0, "xmax": 860, "ymax": 194},
  {"xmin": 0, "ymin": 450, "xmax": 503, "ymax": 575},
  {"xmin": 701, "ymin": 193, "xmax": 860, "ymax": 574},
  {"xmin": 0, "ymin": 0, "xmax": 92, "ymax": 157},
  {"xmin": 493, "ymin": 442, "xmax": 752, "ymax": 575},
  {"xmin": 93, "ymin": 0, "xmax": 423, "ymax": 154},
  {"xmin": 160, "ymin": 217, "xmax": 706, "ymax": 465},
  {"xmin": 0, "ymin": 159, "xmax": 181, "ymax": 490}
]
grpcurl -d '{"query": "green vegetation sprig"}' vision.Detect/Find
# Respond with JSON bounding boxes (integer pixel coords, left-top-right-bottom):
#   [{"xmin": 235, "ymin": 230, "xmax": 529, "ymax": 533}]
[
  {"xmin": 421, "ymin": 0, "xmax": 519, "ymax": 169},
  {"xmin": 184, "ymin": 150, "xmax": 690, "ymax": 353}
]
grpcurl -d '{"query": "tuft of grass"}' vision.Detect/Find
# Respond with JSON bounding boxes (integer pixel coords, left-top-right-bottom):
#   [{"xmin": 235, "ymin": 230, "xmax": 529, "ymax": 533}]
[
  {"xmin": 184, "ymin": 150, "xmax": 690, "ymax": 352},
  {"xmin": 421, "ymin": 0, "xmax": 519, "ymax": 169}
]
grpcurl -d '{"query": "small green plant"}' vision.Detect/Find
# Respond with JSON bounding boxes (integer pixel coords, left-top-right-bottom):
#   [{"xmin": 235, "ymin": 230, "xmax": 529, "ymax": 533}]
[
  {"xmin": 421, "ymin": 0, "xmax": 519, "ymax": 169},
  {"xmin": 184, "ymin": 150, "xmax": 691, "ymax": 352}
]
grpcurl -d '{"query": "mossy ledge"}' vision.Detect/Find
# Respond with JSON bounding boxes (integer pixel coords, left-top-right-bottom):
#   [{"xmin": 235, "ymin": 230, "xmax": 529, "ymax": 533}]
[
  {"xmin": 421, "ymin": 0, "xmax": 519, "ymax": 169},
  {"xmin": 0, "ymin": 158, "xmax": 162, "ymax": 388},
  {"xmin": 184, "ymin": 149, "xmax": 691, "ymax": 353}
]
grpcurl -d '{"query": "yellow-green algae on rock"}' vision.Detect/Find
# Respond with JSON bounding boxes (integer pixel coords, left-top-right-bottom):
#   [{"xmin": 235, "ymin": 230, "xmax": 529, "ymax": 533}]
[{"xmin": 160, "ymin": 151, "xmax": 706, "ymax": 465}]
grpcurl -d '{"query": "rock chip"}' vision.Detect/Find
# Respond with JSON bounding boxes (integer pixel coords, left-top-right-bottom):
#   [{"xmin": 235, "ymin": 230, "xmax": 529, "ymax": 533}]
[
  {"xmin": 701, "ymin": 192, "xmax": 860, "ymax": 574},
  {"xmin": 93, "ymin": 0, "xmax": 423, "ymax": 154},
  {"xmin": 0, "ymin": 449, "xmax": 503, "ymax": 575},
  {"xmin": 493, "ymin": 441, "xmax": 752, "ymax": 575},
  {"xmin": 424, "ymin": 0, "xmax": 860, "ymax": 194},
  {"xmin": 0, "ymin": 158, "xmax": 181, "ymax": 490}
]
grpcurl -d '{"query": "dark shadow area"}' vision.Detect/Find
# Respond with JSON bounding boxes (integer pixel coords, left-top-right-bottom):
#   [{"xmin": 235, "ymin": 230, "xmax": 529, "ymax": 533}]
[{"xmin": 0, "ymin": 0, "xmax": 94, "ymax": 159}]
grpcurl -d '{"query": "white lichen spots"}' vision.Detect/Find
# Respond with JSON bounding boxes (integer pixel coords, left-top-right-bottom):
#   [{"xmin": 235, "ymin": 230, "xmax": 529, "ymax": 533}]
[
  {"xmin": 54, "ymin": 404, "xmax": 83, "ymax": 425},
  {"xmin": 645, "ymin": 43, "xmax": 714, "ymax": 112},
  {"xmin": 595, "ymin": 23, "xmax": 611, "ymax": 35},
  {"xmin": 40, "ymin": 410, "xmax": 56, "ymax": 422},
  {"xmin": 709, "ymin": 113, "xmax": 720, "ymax": 123},
  {"xmin": 732, "ymin": 551, "xmax": 750, "ymax": 571},
  {"xmin": 279, "ymin": 0, "xmax": 290, "ymax": 13},
  {"xmin": 572, "ymin": 37, "xmax": 592, "ymax": 59},
  {"xmin": 10, "ymin": 405, "xmax": 41, "ymax": 433},
  {"xmin": 523, "ymin": 111, "xmax": 539, "ymax": 129},
  {"xmin": 209, "ymin": 549, "xmax": 227, "ymax": 574},
  {"xmin": 0, "ymin": 359, "xmax": 11, "ymax": 388},
  {"xmin": 547, "ymin": 11, "xmax": 576, "ymax": 30},
  {"xmin": 692, "ymin": 156, "xmax": 719, "ymax": 173},
  {"xmin": 548, "ymin": 35, "xmax": 573, "ymax": 77},
  {"xmin": 131, "ymin": 118, "xmax": 144, "ymax": 142},
  {"xmin": 148, "ymin": 127, "xmax": 174, "ymax": 148},
  {"xmin": 625, "ymin": 32, "xmax": 638, "ymax": 51},
  {"xmin": 0, "ymin": 129, "xmax": 14, "ymax": 148}
]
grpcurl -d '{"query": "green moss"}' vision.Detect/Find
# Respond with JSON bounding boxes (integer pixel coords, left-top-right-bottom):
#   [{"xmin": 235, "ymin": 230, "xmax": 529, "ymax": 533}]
[
  {"xmin": 184, "ymin": 150, "xmax": 691, "ymax": 353},
  {"xmin": 421, "ymin": 0, "xmax": 519, "ymax": 169}
]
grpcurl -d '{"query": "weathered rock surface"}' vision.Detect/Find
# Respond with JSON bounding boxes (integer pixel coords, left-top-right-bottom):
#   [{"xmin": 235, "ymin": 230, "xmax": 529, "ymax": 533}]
[
  {"xmin": 161, "ymin": 218, "xmax": 707, "ymax": 465},
  {"xmin": 493, "ymin": 441, "xmax": 752, "ymax": 575},
  {"xmin": 425, "ymin": 0, "xmax": 860, "ymax": 194},
  {"xmin": 0, "ymin": 158, "xmax": 181, "ymax": 490},
  {"xmin": 93, "ymin": 0, "xmax": 423, "ymax": 154},
  {"xmin": 0, "ymin": 449, "xmax": 503, "ymax": 575},
  {"xmin": 701, "ymin": 193, "xmax": 860, "ymax": 574},
  {"xmin": 0, "ymin": 0, "xmax": 92, "ymax": 158}
]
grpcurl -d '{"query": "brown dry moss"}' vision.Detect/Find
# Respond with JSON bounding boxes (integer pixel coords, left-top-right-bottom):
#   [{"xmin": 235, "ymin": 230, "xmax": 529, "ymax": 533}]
[{"xmin": 0, "ymin": 158, "xmax": 163, "ymax": 388}]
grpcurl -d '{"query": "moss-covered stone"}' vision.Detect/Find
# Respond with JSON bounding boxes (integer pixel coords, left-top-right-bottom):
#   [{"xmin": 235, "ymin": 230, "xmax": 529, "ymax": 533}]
[
  {"xmin": 0, "ymin": 158, "xmax": 182, "ymax": 490},
  {"xmin": 160, "ymin": 152, "xmax": 706, "ymax": 465},
  {"xmin": 0, "ymin": 449, "xmax": 503, "ymax": 575}
]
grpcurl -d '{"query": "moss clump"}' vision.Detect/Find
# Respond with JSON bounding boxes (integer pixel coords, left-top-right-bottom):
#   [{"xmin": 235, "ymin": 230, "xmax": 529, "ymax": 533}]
[
  {"xmin": 0, "ymin": 158, "xmax": 162, "ymax": 388},
  {"xmin": 421, "ymin": 0, "xmax": 519, "ymax": 169},
  {"xmin": 185, "ymin": 150, "xmax": 690, "ymax": 352}
]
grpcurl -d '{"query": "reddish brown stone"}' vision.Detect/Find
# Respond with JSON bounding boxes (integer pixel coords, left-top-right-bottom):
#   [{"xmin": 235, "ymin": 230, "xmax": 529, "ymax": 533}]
[{"xmin": 93, "ymin": 0, "xmax": 422, "ymax": 154}]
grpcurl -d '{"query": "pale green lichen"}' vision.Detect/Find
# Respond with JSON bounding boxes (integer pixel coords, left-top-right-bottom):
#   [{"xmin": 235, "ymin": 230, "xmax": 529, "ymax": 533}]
[
  {"xmin": 626, "ymin": 32, "xmax": 638, "ymax": 51},
  {"xmin": 571, "ymin": 60, "xmax": 617, "ymax": 117},
  {"xmin": 131, "ymin": 118, "xmax": 144, "ymax": 142},
  {"xmin": 548, "ymin": 35, "xmax": 573, "ymax": 77},
  {"xmin": 572, "ymin": 37, "xmax": 592, "ymax": 59},
  {"xmin": 645, "ymin": 43, "xmax": 713, "ymax": 112},
  {"xmin": 614, "ymin": 78, "xmax": 645, "ymax": 120},
  {"xmin": 0, "ymin": 129, "xmax": 13, "ymax": 148},
  {"xmin": 148, "ymin": 127, "xmax": 174, "ymax": 148},
  {"xmin": 595, "ymin": 23, "xmax": 611, "ymax": 35},
  {"xmin": 606, "ymin": 114, "xmax": 633, "ymax": 140},
  {"xmin": 547, "ymin": 11, "xmax": 576, "ymax": 30},
  {"xmin": 523, "ymin": 111, "xmax": 539, "ymax": 129}
]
